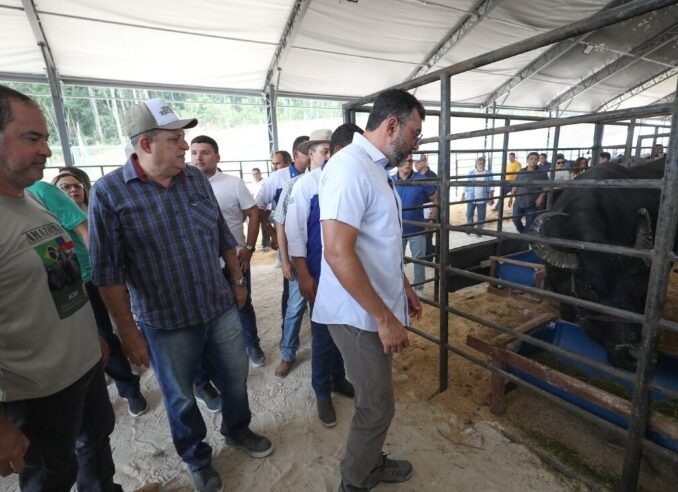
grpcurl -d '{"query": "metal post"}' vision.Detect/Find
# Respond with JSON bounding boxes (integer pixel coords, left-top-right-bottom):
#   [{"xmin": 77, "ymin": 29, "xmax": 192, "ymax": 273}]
[
  {"xmin": 495, "ymin": 118, "xmax": 511, "ymax": 257},
  {"xmin": 652, "ymin": 125, "xmax": 659, "ymax": 156},
  {"xmin": 546, "ymin": 125, "xmax": 561, "ymax": 209},
  {"xmin": 620, "ymin": 79, "xmax": 678, "ymax": 492},
  {"xmin": 343, "ymin": 108, "xmax": 356, "ymax": 125},
  {"xmin": 21, "ymin": 0, "xmax": 73, "ymax": 166},
  {"xmin": 625, "ymin": 118, "xmax": 636, "ymax": 166},
  {"xmin": 265, "ymin": 84, "xmax": 279, "ymax": 155},
  {"xmin": 483, "ymin": 106, "xmax": 490, "ymax": 159},
  {"xmin": 592, "ymin": 122, "xmax": 604, "ymax": 165},
  {"xmin": 635, "ymin": 132, "xmax": 644, "ymax": 159},
  {"xmin": 438, "ymin": 74, "xmax": 451, "ymax": 394}
]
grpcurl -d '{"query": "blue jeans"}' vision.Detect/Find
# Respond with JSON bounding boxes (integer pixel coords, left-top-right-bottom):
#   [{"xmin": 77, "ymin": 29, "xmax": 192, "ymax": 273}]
[
  {"xmin": 195, "ymin": 269, "xmax": 262, "ymax": 387},
  {"xmin": 466, "ymin": 202, "xmax": 487, "ymax": 230},
  {"xmin": 402, "ymin": 235, "xmax": 426, "ymax": 289},
  {"xmin": 139, "ymin": 307, "xmax": 251, "ymax": 471},
  {"xmin": 86, "ymin": 282, "xmax": 140, "ymax": 398},
  {"xmin": 238, "ymin": 268, "xmax": 261, "ymax": 349},
  {"xmin": 311, "ymin": 318, "xmax": 346, "ymax": 400},
  {"xmin": 280, "ymin": 278, "xmax": 307, "ymax": 361},
  {"xmin": 4, "ymin": 361, "xmax": 116, "ymax": 492},
  {"xmin": 512, "ymin": 204, "xmax": 538, "ymax": 233},
  {"xmin": 281, "ymin": 277, "xmax": 289, "ymax": 329}
]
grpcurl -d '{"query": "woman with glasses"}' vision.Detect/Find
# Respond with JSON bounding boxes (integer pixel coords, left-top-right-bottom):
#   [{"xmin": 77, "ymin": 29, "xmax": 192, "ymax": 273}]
[
  {"xmin": 36, "ymin": 170, "xmax": 150, "ymax": 417},
  {"xmin": 52, "ymin": 171, "xmax": 88, "ymax": 211}
]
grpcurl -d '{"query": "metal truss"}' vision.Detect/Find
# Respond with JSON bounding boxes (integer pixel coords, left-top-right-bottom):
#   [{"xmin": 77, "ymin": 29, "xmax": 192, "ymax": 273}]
[
  {"xmin": 263, "ymin": 0, "xmax": 312, "ymax": 91},
  {"xmin": 597, "ymin": 67, "xmax": 678, "ymax": 111},
  {"xmin": 546, "ymin": 22, "xmax": 678, "ymax": 111},
  {"xmin": 405, "ymin": 0, "xmax": 500, "ymax": 83},
  {"xmin": 482, "ymin": 0, "xmax": 630, "ymax": 109},
  {"xmin": 655, "ymin": 90, "xmax": 676, "ymax": 105}
]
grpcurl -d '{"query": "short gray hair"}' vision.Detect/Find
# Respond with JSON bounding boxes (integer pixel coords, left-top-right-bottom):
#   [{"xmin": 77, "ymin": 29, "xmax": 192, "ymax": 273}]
[{"xmin": 130, "ymin": 129, "xmax": 159, "ymax": 150}]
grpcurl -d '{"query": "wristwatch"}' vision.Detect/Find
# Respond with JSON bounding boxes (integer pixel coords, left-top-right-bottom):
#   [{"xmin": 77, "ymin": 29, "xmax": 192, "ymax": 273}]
[
  {"xmin": 232, "ymin": 277, "xmax": 248, "ymax": 287},
  {"xmin": 245, "ymin": 245, "xmax": 256, "ymax": 254}
]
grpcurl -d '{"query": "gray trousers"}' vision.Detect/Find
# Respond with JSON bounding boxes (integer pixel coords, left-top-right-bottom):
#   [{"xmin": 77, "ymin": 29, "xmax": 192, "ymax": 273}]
[{"xmin": 329, "ymin": 324, "xmax": 395, "ymax": 488}]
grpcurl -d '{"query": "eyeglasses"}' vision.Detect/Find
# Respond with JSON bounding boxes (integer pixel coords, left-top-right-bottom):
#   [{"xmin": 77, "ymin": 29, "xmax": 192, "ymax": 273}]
[
  {"xmin": 399, "ymin": 119, "xmax": 423, "ymax": 145},
  {"xmin": 58, "ymin": 183, "xmax": 84, "ymax": 191}
]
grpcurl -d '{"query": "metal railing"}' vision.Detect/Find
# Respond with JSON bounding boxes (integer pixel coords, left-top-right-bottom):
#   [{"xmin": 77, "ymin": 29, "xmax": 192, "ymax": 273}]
[{"xmin": 343, "ymin": 0, "xmax": 678, "ymax": 490}]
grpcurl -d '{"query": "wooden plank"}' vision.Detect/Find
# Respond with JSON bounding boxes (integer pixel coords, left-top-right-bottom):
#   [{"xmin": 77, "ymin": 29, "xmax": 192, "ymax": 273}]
[
  {"xmin": 489, "ymin": 255, "xmax": 546, "ymax": 270},
  {"xmin": 491, "ymin": 312, "xmax": 558, "ymax": 347},
  {"xmin": 468, "ymin": 336, "xmax": 678, "ymax": 441}
]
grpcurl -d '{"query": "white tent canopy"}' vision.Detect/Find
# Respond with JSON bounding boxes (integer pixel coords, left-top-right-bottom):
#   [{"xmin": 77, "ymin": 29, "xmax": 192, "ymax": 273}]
[{"xmin": 2, "ymin": 0, "xmax": 677, "ymax": 112}]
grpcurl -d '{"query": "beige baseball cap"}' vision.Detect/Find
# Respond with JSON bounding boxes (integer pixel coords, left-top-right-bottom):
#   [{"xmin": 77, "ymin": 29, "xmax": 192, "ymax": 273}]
[
  {"xmin": 124, "ymin": 98, "xmax": 198, "ymax": 139},
  {"xmin": 298, "ymin": 129, "xmax": 332, "ymax": 154}
]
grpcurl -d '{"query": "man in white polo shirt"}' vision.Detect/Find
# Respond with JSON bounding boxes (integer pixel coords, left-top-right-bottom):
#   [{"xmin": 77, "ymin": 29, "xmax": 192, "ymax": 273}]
[
  {"xmin": 191, "ymin": 135, "xmax": 265, "ymax": 371},
  {"xmin": 313, "ymin": 89, "xmax": 424, "ymax": 491}
]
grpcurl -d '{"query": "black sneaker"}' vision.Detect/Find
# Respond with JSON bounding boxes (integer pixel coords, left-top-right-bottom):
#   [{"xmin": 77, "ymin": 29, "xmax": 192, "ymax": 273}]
[
  {"xmin": 126, "ymin": 392, "xmax": 149, "ymax": 417},
  {"xmin": 190, "ymin": 465, "xmax": 223, "ymax": 492},
  {"xmin": 194, "ymin": 383, "xmax": 221, "ymax": 413},
  {"xmin": 225, "ymin": 430, "xmax": 273, "ymax": 458},
  {"xmin": 317, "ymin": 398, "xmax": 337, "ymax": 427},
  {"xmin": 337, "ymin": 482, "xmax": 368, "ymax": 492},
  {"xmin": 368, "ymin": 453, "xmax": 412, "ymax": 484},
  {"xmin": 246, "ymin": 345, "xmax": 266, "ymax": 368},
  {"xmin": 332, "ymin": 378, "xmax": 355, "ymax": 398}
]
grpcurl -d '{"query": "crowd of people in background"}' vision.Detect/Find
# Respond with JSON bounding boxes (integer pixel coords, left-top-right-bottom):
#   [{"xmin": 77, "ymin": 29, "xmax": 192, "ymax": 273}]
[{"xmin": 462, "ymin": 148, "xmax": 624, "ymax": 234}]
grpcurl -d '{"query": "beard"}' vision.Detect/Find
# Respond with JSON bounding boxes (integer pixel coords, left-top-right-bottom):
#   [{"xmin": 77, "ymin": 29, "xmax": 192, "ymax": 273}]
[{"xmin": 385, "ymin": 132, "xmax": 410, "ymax": 169}]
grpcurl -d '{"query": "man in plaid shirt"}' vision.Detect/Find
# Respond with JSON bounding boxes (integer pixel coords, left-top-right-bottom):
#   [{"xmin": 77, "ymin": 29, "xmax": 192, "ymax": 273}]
[{"xmin": 89, "ymin": 98, "xmax": 272, "ymax": 492}]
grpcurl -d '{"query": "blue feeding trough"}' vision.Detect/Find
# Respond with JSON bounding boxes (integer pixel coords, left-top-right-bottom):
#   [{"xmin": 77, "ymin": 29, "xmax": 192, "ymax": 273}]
[
  {"xmin": 509, "ymin": 320, "xmax": 678, "ymax": 452},
  {"xmin": 490, "ymin": 249, "xmax": 545, "ymax": 291}
]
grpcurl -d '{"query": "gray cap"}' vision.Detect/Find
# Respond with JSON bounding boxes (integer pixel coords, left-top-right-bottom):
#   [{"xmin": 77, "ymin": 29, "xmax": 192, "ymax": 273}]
[{"xmin": 124, "ymin": 98, "xmax": 197, "ymax": 139}]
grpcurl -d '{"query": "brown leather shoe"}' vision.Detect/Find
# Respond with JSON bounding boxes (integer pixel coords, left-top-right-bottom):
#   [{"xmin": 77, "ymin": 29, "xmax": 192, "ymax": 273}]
[{"xmin": 275, "ymin": 359, "xmax": 295, "ymax": 379}]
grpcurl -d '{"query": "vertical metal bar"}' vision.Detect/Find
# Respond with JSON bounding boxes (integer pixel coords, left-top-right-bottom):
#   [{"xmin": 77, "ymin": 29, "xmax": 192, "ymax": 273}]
[
  {"xmin": 635, "ymin": 132, "xmax": 644, "ymax": 159},
  {"xmin": 44, "ymin": 65, "xmax": 73, "ymax": 167},
  {"xmin": 438, "ymin": 74, "xmax": 451, "ymax": 393},
  {"xmin": 592, "ymin": 122, "xmax": 604, "ymax": 165},
  {"xmin": 483, "ymin": 106, "xmax": 490, "ymax": 158},
  {"xmin": 343, "ymin": 106, "xmax": 357, "ymax": 125},
  {"xmin": 625, "ymin": 119, "xmax": 636, "ymax": 166},
  {"xmin": 265, "ymin": 84, "xmax": 279, "ymax": 154},
  {"xmin": 652, "ymin": 125, "xmax": 659, "ymax": 155},
  {"xmin": 21, "ymin": 0, "xmax": 73, "ymax": 166},
  {"xmin": 547, "ymin": 125, "xmax": 561, "ymax": 209},
  {"xmin": 494, "ymin": 118, "xmax": 511, "ymax": 257},
  {"xmin": 488, "ymin": 104, "xmax": 497, "ymax": 172},
  {"xmin": 620, "ymin": 79, "xmax": 678, "ymax": 491}
]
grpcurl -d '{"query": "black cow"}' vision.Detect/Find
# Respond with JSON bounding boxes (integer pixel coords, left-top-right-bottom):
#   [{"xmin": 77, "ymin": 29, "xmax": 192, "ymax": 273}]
[{"xmin": 530, "ymin": 157, "xmax": 668, "ymax": 370}]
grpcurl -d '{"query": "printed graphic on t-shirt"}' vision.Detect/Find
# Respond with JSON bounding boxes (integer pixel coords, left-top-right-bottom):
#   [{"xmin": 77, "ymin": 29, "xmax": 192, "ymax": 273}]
[{"xmin": 25, "ymin": 222, "xmax": 88, "ymax": 319}]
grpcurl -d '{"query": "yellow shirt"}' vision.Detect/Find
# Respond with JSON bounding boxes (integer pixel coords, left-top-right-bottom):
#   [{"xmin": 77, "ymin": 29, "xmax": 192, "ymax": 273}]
[{"xmin": 506, "ymin": 160, "xmax": 522, "ymax": 181}]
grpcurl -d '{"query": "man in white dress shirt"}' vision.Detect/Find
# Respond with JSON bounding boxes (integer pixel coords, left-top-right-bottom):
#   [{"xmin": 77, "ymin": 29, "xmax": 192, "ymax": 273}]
[{"xmin": 313, "ymin": 89, "xmax": 424, "ymax": 491}]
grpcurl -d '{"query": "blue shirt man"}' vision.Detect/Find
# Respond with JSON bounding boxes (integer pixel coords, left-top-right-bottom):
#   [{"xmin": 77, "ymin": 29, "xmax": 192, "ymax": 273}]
[
  {"xmin": 285, "ymin": 123, "xmax": 361, "ymax": 427},
  {"xmin": 391, "ymin": 155, "xmax": 437, "ymax": 294}
]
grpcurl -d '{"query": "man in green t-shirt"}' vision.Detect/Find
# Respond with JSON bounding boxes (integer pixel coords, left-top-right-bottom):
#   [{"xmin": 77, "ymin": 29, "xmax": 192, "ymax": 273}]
[{"xmin": 0, "ymin": 85, "xmax": 120, "ymax": 491}]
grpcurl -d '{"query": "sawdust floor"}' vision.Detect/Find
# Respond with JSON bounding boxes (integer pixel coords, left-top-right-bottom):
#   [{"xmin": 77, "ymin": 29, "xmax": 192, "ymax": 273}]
[{"xmin": 2, "ymin": 243, "xmax": 576, "ymax": 492}]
